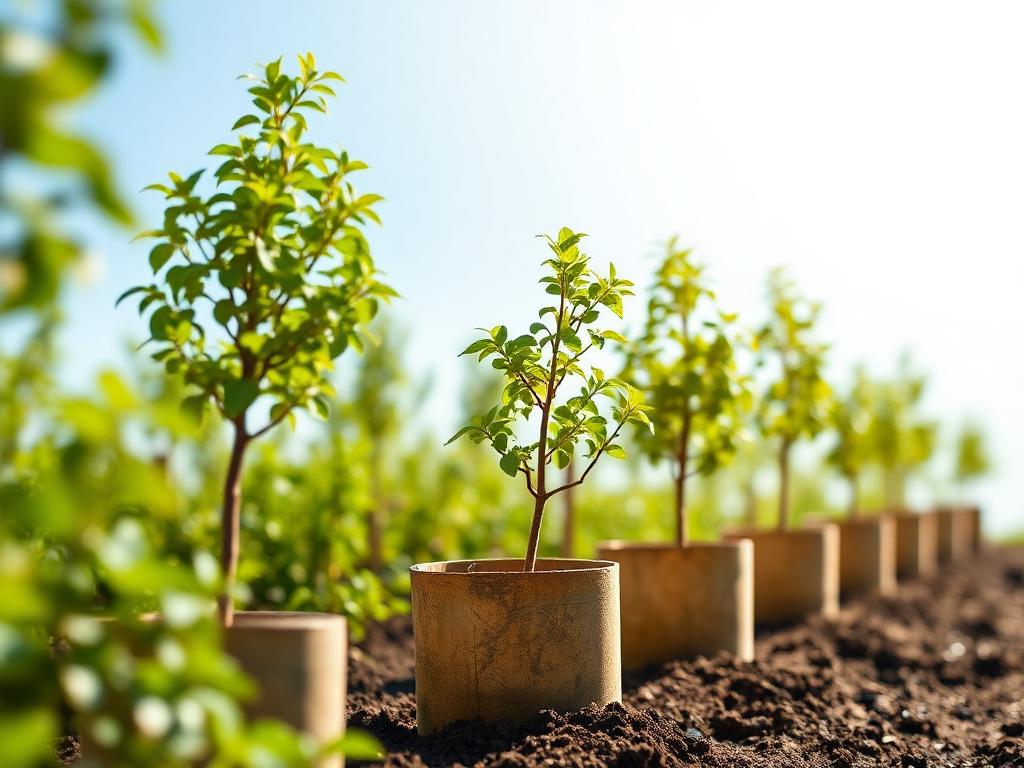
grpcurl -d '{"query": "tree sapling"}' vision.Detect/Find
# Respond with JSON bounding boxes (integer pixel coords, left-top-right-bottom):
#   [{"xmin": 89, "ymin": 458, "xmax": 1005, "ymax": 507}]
[
  {"xmin": 448, "ymin": 227, "xmax": 651, "ymax": 572},
  {"xmin": 626, "ymin": 238, "xmax": 749, "ymax": 545},
  {"xmin": 754, "ymin": 269, "xmax": 832, "ymax": 530},
  {"xmin": 121, "ymin": 54, "xmax": 395, "ymax": 625},
  {"xmin": 827, "ymin": 368, "xmax": 874, "ymax": 518}
]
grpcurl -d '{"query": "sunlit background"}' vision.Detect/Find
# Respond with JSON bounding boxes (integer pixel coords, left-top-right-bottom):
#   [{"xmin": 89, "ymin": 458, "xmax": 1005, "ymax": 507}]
[{"xmin": 30, "ymin": 0, "xmax": 1021, "ymax": 534}]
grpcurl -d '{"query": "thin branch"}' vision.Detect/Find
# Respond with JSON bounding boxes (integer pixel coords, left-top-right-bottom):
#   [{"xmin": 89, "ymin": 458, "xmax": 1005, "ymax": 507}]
[
  {"xmin": 519, "ymin": 465, "xmax": 538, "ymax": 498},
  {"xmin": 248, "ymin": 405, "xmax": 294, "ymax": 440},
  {"xmin": 546, "ymin": 412, "xmax": 631, "ymax": 497}
]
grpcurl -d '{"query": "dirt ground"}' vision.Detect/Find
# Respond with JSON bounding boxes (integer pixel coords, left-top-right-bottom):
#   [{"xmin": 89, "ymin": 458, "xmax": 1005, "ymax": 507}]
[{"xmin": 348, "ymin": 547, "xmax": 1024, "ymax": 767}]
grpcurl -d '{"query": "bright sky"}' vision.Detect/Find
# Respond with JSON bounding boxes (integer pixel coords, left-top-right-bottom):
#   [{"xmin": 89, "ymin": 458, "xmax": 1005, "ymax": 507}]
[{"xmin": 56, "ymin": 0, "xmax": 1023, "ymax": 534}]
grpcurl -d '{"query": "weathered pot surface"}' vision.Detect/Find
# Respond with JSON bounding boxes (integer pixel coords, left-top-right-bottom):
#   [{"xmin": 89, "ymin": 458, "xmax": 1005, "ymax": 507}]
[
  {"xmin": 597, "ymin": 540, "xmax": 754, "ymax": 671},
  {"xmin": 836, "ymin": 516, "xmax": 897, "ymax": 597},
  {"xmin": 410, "ymin": 558, "xmax": 621, "ymax": 735},
  {"xmin": 934, "ymin": 505, "xmax": 974, "ymax": 564},
  {"xmin": 225, "ymin": 611, "xmax": 347, "ymax": 768},
  {"xmin": 723, "ymin": 524, "xmax": 840, "ymax": 625},
  {"xmin": 891, "ymin": 510, "xmax": 939, "ymax": 580}
]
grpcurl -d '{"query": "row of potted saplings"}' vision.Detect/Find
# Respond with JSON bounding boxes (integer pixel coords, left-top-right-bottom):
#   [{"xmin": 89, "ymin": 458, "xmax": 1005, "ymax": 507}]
[{"xmin": 106, "ymin": 60, "xmax": 984, "ymax": 765}]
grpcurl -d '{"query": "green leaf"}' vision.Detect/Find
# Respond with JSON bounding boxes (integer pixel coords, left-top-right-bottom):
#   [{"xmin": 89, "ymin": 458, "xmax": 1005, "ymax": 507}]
[
  {"xmin": 604, "ymin": 444, "xmax": 626, "ymax": 459},
  {"xmin": 149, "ymin": 243, "xmax": 174, "ymax": 272},
  {"xmin": 232, "ymin": 114, "xmax": 261, "ymax": 130},
  {"xmin": 223, "ymin": 379, "xmax": 260, "ymax": 418},
  {"xmin": 499, "ymin": 451, "xmax": 520, "ymax": 478}
]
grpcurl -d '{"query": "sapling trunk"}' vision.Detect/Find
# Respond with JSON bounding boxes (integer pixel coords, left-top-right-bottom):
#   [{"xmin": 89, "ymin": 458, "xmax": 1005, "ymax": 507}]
[
  {"xmin": 524, "ymin": 493, "xmax": 546, "ymax": 573},
  {"xmin": 674, "ymin": 406, "xmax": 693, "ymax": 547},
  {"xmin": 560, "ymin": 460, "xmax": 576, "ymax": 558},
  {"xmin": 218, "ymin": 422, "xmax": 250, "ymax": 627},
  {"xmin": 777, "ymin": 437, "xmax": 792, "ymax": 531},
  {"xmin": 846, "ymin": 473, "xmax": 859, "ymax": 520}
]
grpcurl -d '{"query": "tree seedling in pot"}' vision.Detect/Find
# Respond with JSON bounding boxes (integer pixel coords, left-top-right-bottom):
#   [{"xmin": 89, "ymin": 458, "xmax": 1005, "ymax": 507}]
[
  {"xmin": 121, "ymin": 54, "xmax": 395, "ymax": 625},
  {"xmin": 448, "ymin": 227, "xmax": 651, "ymax": 571},
  {"xmin": 754, "ymin": 269, "xmax": 832, "ymax": 530},
  {"xmin": 626, "ymin": 238, "xmax": 749, "ymax": 545}
]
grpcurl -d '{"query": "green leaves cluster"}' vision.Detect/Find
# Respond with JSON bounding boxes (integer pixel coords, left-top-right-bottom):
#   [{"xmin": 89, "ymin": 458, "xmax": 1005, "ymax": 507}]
[
  {"xmin": 0, "ymin": 0, "xmax": 162, "ymax": 313},
  {"xmin": 626, "ymin": 237, "xmax": 750, "ymax": 482},
  {"xmin": 448, "ymin": 228, "xmax": 650, "ymax": 502},
  {"xmin": 954, "ymin": 422, "xmax": 991, "ymax": 486},
  {"xmin": 121, "ymin": 54, "xmax": 395, "ymax": 437},
  {"xmin": 754, "ymin": 268, "xmax": 832, "ymax": 447},
  {"xmin": 867, "ymin": 357, "xmax": 936, "ymax": 508},
  {"xmin": 827, "ymin": 367, "xmax": 874, "ymax": 483}
]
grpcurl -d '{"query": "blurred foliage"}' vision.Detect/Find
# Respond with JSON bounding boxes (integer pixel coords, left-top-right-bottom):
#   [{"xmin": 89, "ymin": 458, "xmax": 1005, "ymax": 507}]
[
  {"xmin": 0, "ymin": 0, "xmax": 162, "ymax": 312},
  {"xmin": 624, "ymin": 237, "xmax": 750, "ymax": 544},
  {"xmin": 826, "ymin": 368, "xmax": 873, "ymax": 515},
  {"xmin": 866, "ymin": 355, "xmax": 936, "ymax": 510},
  {"xmin": 753, "ymin": 268, "xmax": 832, "ymax": 528},
  {"xmin": 954, "ymin": 421, "xmax": 991, "ymax": 489}
]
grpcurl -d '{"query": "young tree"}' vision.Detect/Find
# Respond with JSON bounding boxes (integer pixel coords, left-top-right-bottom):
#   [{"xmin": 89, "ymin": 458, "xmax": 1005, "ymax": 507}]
[
  {"xmin": 868, "ymin": 358, "xmax": 936, "ymax": 510},
  {"xmin": 122, "ymin": 54, "xmax": 394, "ymax": 625},
  {"xmin": 954, "ymin": 421, "xmax": 991, "ymax": 495},
  {"xmin": 448, "ymin": 228, "xmax": 651, "ymax": 572},
  {"xmin": 625, "ymin": 238, "xmax": 749, "ymax": 546},
  {"xmin": 827, "ymin": 368, "xmax": 873, "ymax": 517},
  {"xmin": 754, "ymin": 269, "xmax": 831, "ymax": 530}
]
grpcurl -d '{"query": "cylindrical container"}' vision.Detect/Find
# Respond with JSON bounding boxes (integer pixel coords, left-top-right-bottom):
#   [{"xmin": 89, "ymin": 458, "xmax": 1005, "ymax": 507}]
[
  {"xmin": 934, "ymin": 506, "xmax": 973, "ymax": 564},
  {"xmin": 597, "ymin": 541, "xmax": 754, "ymax": 671},
  {"xmin": 968, "ymin": 505, "xmax": 983, "ymax": 553},
  {"xmin": 225, "ymin": 611, "xmax": 347, "ymax": 768},
  {"xmin": 837, "ymin": 516, "xmax": 897, "ymax": 597},
  {"xmin": 892, "ymin": 511, "xmax": 939, "ymax": 579},
  {"xmin": 723, "ymin": 524, "xmax": 840, "ymax": 625},
  {"xmin": 410, "ymin": 558, "xmax": 620, "ymax": 735}
]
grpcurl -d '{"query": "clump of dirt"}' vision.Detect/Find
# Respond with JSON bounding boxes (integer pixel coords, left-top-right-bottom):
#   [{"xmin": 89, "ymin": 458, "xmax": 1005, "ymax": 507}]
[{"xmin": 349, "ymin": 547, "xmax": 1024, "ymax": 767}]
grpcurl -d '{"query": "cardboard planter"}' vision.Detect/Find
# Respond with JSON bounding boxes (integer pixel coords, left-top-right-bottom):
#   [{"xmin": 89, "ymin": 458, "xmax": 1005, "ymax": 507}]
[
  {"xmin": 836, "ymin": 517, "xmax": 897, "ymax": 597},
  {"xmin": 225, "ymin": 611, "xmax": 347, "ymax": 768},
  {"xmin": 934, "ymin": 506, "xmax": 974, "ymax": 564},
  {"xmin": 892, "ymin": 511, "xmax": 938, "ymax": 579},
  {"xmin": 967, "ymin": 505, "xmax": 983, "ymax": 553},
  {"xmin": 596, "ymin": 541, "xmax": 754, "ymax": 671},
  {"xmin": 723, "ymin": 524, "xmax": 840, "ymax": 625},
  {"xmin": 410, "ymin": 558, "xmax": 621, "ymax": 735}
]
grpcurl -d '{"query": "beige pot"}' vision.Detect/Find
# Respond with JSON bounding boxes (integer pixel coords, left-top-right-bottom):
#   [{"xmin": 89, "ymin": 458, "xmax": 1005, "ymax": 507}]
[
  {"xmin": 967, "ymin": 505, "xmax": 983, "ymax": 553},
  {"xmin": 837, "ymin": 516, "xmax": 897, "ymax": 597},
  {"xmin": 892, "ymin": 511, "xmax": 938, "ymax": 579},
  {"xmin": 597, "ymin": 541, "xmax": 754, "ymax": 671},
  {"xmin": 410, "ymin": 558, "xmax": 621, "ymax": 735},
  {"xmin": 934, "ymin": 506, "xmax": 973, "ymax": 564},
  {"xmin": 225, "ymin": 611, "xmax": 347, "ymax": 768},
  {"xmin": 723, "ymin": 524, "xmax": 840, "ymax": 625}
]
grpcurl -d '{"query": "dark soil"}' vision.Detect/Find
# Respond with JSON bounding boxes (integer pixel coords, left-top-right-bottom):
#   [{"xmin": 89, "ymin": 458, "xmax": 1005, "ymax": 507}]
[{"xmin": 348, "ymin": 547, "xmax": 1024, "ymax": 767}]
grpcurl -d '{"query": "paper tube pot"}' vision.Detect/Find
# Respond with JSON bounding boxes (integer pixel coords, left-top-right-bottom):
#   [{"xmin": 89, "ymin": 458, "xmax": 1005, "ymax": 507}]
[
  {"xmin": 410, "ymin": 558, "xmax": 621, "ymax": 735},
  {"xmin": 934, "ymin": 506, "xmax": 974, "ymax": 564},
  {"xmin": 723, "ymin": 524, "xmax": 840, "ymax": 625},
  {"xmin": 967, "ymin": 505, "xmax": 983, "ymax": 553},
  {"xmin": 596, "ymin": 541, "xmax": 754, "ymax": 671},
  {"xmin": 892, "ymin": 511, "xmax": 938, "ymax": 579},
  {"xmin": 837, "ymin": 516, "xmax": 897, "ymax": 597},
  {"xmin": 225, "ymin": 612, "xmax": 347, "ymax": 768}
]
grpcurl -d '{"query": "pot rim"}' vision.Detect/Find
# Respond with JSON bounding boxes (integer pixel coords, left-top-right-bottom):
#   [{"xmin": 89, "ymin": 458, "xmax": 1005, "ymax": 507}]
[
  {"xmin": 723, "ymin": 522, "xmax": 838, "ymax": 538},
  {"xmin": 410, "ymin": 557, "xmax": 616, "ymax": 576},
  {"xmin": 225, "ymin": 610, "xmax": 347, "ymax": 629},
  {"xmin": 597, "ymin": 539, "xmax": 749, "ymax": 552}
]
